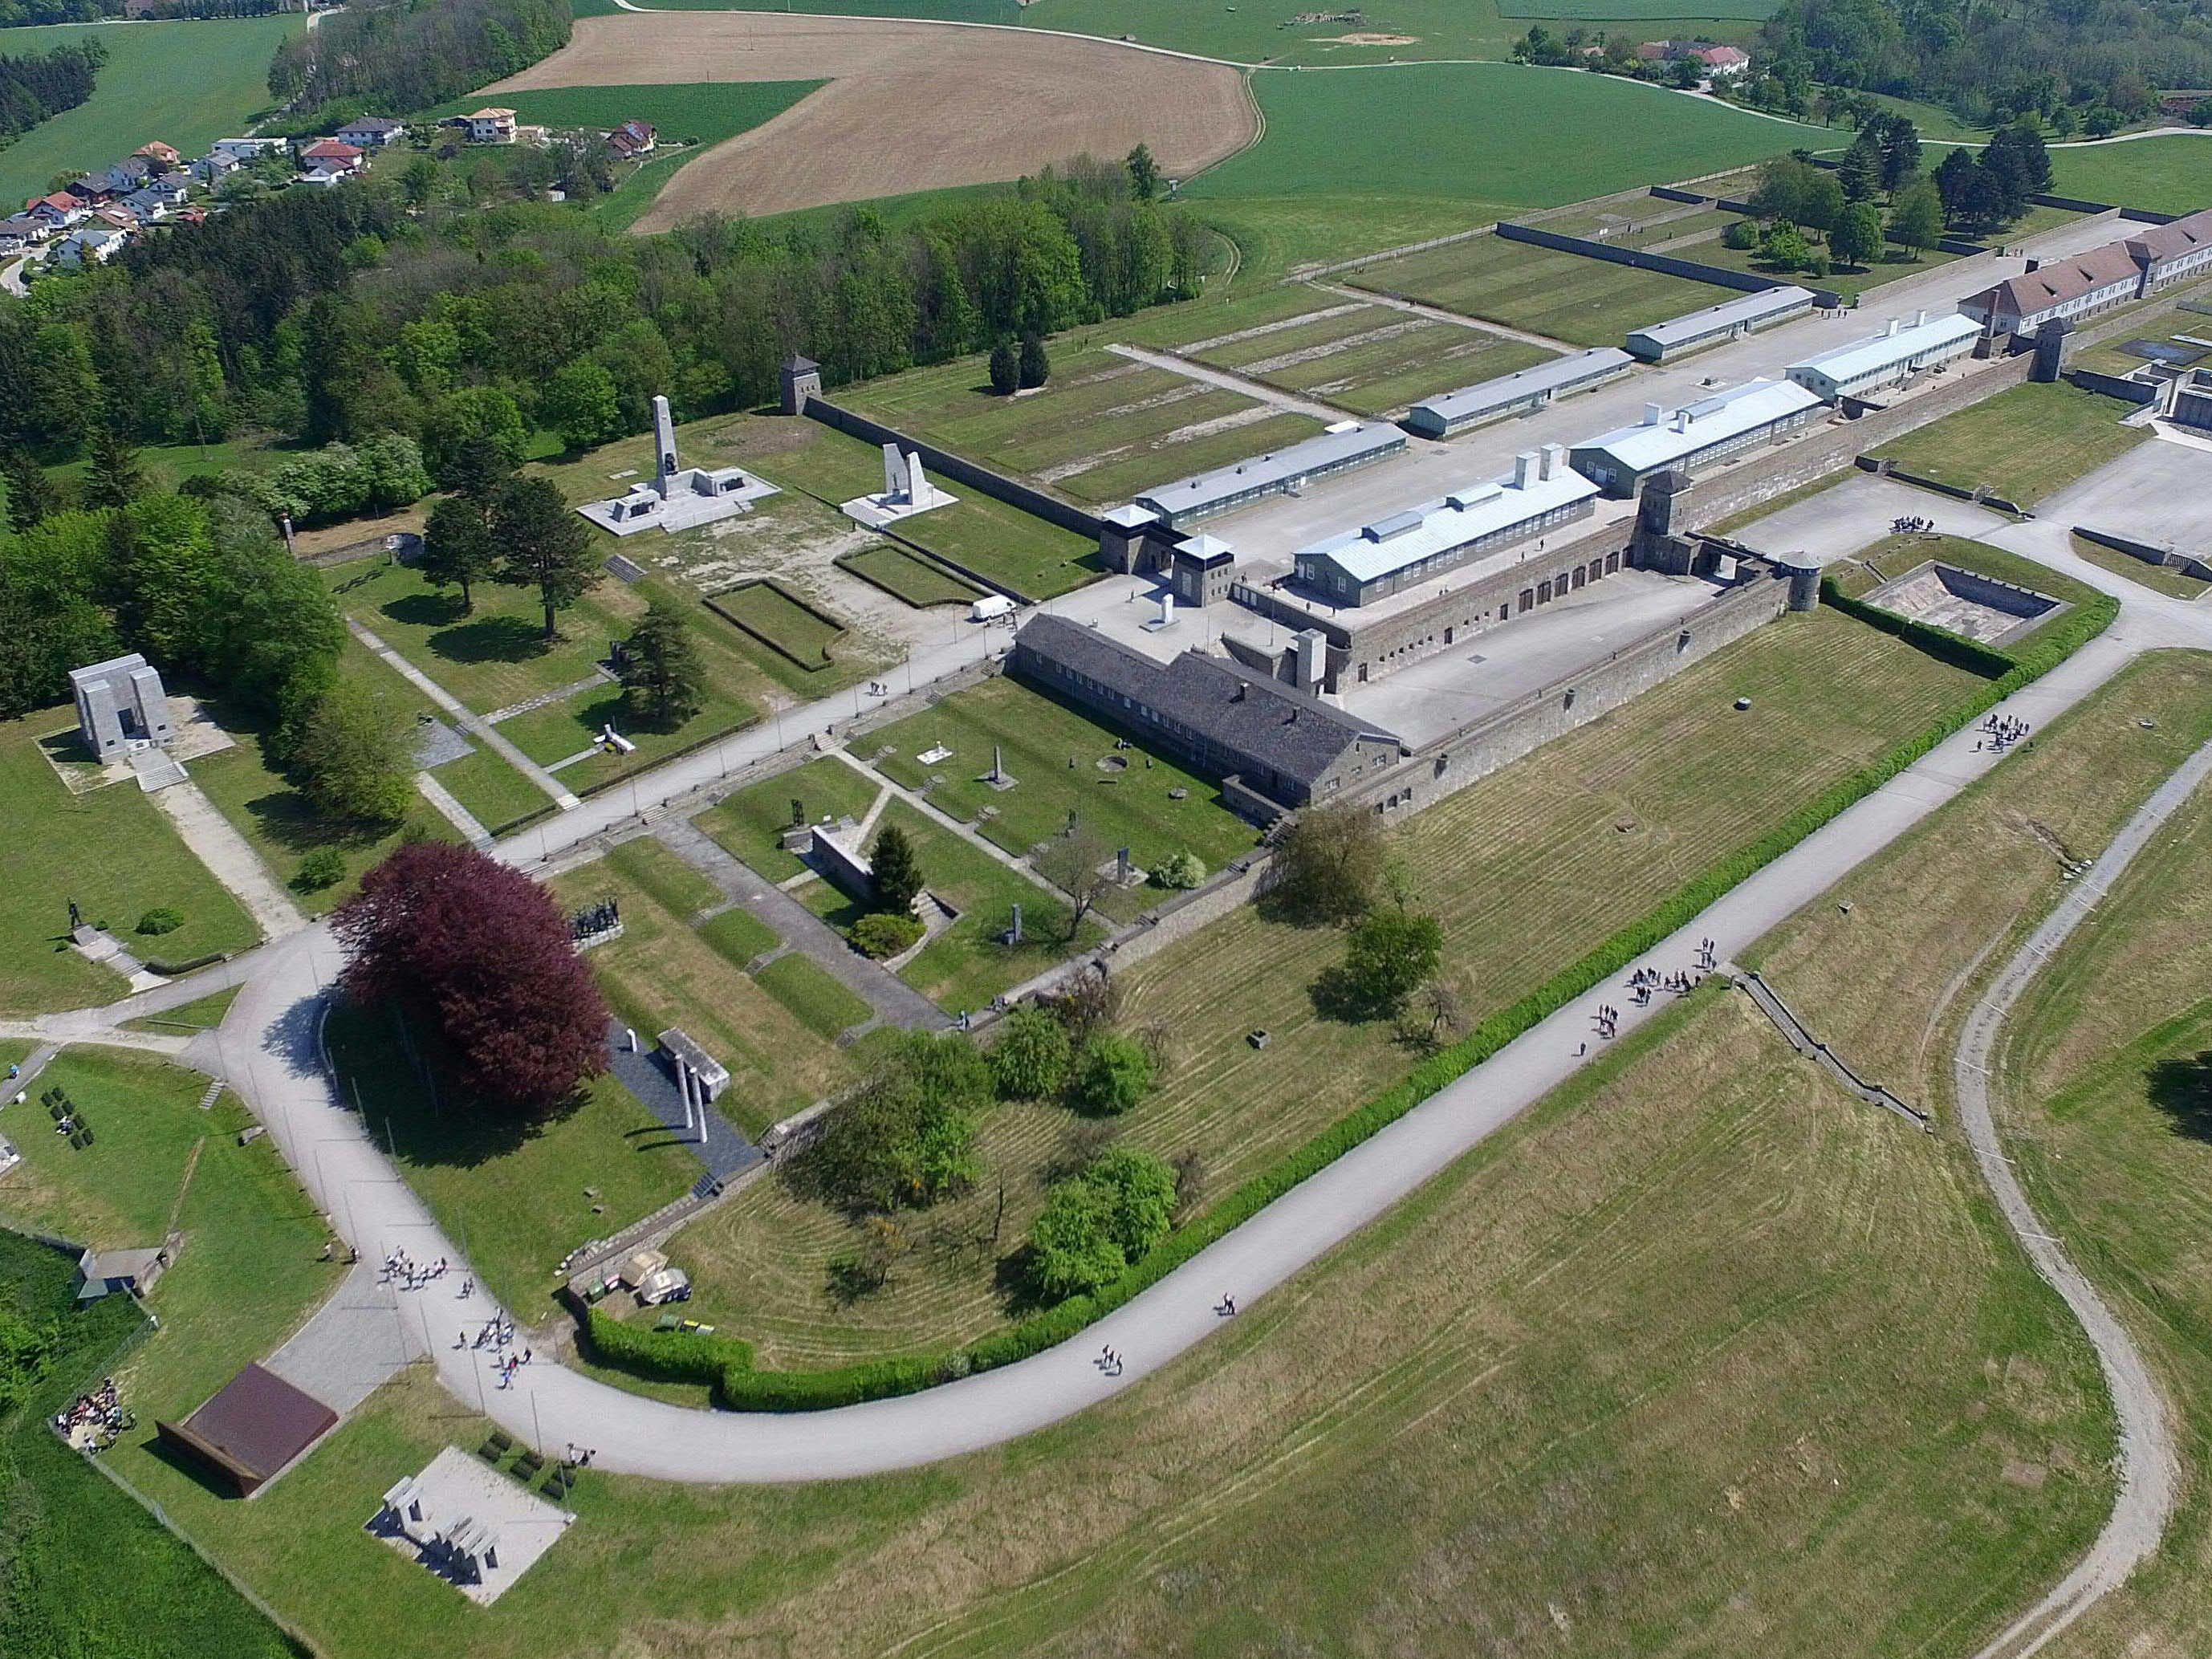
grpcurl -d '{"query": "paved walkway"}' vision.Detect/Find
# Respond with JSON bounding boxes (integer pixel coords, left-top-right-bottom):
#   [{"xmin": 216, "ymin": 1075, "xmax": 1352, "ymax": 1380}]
[
  {"xmin": 649, "ymin": 818, "xmax": 948, "ymax": 1031},
  {"xmin": 348, "ymin": 620, "xmax": 582, "ymax": 811},
  {"xmin": 1955, "ymin": 736, "xmax": 2211, "ymax": 1659},
  {"xmin": 1103, "ymin": 342, "xmax": 1358, "ymax": 424},
  {"xmin": 148, "ymin": 777, "xmax": 306, "ymax": 940},
  {"xmin": 414, "ymin": 770, "xmax": 494, "ymax": 850}
]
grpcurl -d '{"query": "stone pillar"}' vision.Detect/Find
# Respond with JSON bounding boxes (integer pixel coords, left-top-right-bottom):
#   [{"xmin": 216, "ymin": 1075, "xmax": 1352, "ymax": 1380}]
[
  {"xmin": 882, "ymin": 441, "xmax": 903, "ymax": 502},
  {"xmin": 653, "ymin": 395, "xmax": 679, "ymax": 496}
]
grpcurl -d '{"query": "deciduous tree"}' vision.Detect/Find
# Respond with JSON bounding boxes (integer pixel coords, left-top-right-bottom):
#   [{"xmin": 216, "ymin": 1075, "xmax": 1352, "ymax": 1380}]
[
  {"xmin": 1268, "ymin": 804, "xmax": 1385, "ymax": 924},
  {"xmin": 296, "ymin": 680, "xmax": 413, "ymax": 825},
  {"xmin": 1032, "ymin": 822, "xmax": 1113, "ymax": 939},
  {"xmin": 990, "ymin": 1002, "xmax": 1072, "ymax": 1100}
]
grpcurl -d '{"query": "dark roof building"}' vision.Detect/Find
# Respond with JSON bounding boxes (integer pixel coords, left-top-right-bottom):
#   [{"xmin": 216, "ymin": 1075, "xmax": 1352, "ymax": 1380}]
[
  {"xmin": 156, "ymin": 1363, "xmax": 338, "ymax": 1497},
  {"xmin": 1010, "ymin": 613, "xmax": 1401, "ymax": 813}
]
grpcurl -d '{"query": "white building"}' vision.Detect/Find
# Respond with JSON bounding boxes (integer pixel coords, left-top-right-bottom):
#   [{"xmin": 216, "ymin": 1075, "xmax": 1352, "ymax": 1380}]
[
  {"xmin": 1136, "ymin": 421, "xmax": 1406, "ymax": 527},
  {"xmin": 334, "ymin": 116, "xmax": 407, "ymax": 148},
  {"xmin": 1625, "ymin": 285, "xmax": 1818, "ymax": 363},
  {"xmin": 1569, "ymin": 379, "xmax": 1827, "ymax": 496},
  {"xmin": 1785, "ymin": 309, "xmax": 1982, "ymax": 401},
  {"xmin": 1292, "ymin": 444, "xmax": 1600, "ymax": 604},
  {"xmin": 1402, "ymin": 348, "xmax": 1633, "ymax": 438},
  {"xmin": 462, "ymin": 107, "xmax": 518, "ymax": 144},
  {"xmin": 2125, "ymin": 205, "xmax": 2212, "ymax": 293},
  {"xmin": 55, "ymin": 223, "xmax": 128, "ymax": 268},
  {"xmin": 1962, "ymin": 243, "xmax": 2143, "ymax": 337}
]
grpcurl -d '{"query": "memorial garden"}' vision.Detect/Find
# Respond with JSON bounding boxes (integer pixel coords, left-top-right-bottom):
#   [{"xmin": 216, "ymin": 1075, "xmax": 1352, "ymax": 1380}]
[{"xmin": 1872, "ymin": 380, "xmax": 2153, "ymax": 506}]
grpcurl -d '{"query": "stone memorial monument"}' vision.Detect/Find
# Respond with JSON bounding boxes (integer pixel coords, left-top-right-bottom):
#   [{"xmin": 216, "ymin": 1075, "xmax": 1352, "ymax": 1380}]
[{"xmin": 71, "ymin": 653, "xmax": 174, "ymax": 759}]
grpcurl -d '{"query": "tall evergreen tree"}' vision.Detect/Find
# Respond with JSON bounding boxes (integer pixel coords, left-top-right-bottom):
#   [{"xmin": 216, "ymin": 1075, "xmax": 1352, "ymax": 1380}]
[
  {"xmin": 491, "ymin": 475, "xmax": 596, "ymax": 638},
  {"xmin": 617, "ymin": 597, "xmax": 705, "ymax": 729},
  {"xmin": 870, "ymin": 822, "xmax": 925, "ymax": 914}
]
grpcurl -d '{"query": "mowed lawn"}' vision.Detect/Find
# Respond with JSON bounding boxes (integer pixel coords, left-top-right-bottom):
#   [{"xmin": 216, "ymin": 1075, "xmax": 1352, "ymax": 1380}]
[
  {"xmin": 1351, "ymin": 231, "xmax": 1733, "ymax": 346},
  {"xmin": 749, "ymin": 421, "xmax": 1102, "ymax": 600},
  {"xmin": 0, "ymin": 708, "xmax": 258, "ymax": 1015},
  {"xmin": 2047, "ymin": 133, "xmax": 2212, "ymax": 217},
  {"xmin": 547, "ymin": 836, "xmax": 865, "ymax": 1138},
  {"xmin": 697, "ymin": 755, "xmax": 884, "ymax": 881},
  {"xmin": 837, "ymin": 344, "xmax": 1322, "ymax": 506},
  {"xmin": 837, "ymin": 544, "xmax": 982, "ymax": 608},
  {"xmin": 858, "ymin": 673, "xmax": 1261, "ymax": 893},
  {"xmin": 664, "ymin": 607, "xmax": 1987, "ymax": 1367},
  {"xmin": 1872, "ymin": 381, "xmax": 2149, "ymax": 506},
  {"xmin": 1188, "ymin": 301, "xmax": 1555, "ymax": 416},
  {"xmin": 0, "ymin": 16, "xmax": 301, "ymax": 212},
  {"xmin": 324, "ymin": 1002, "xmax": 698, "ymax": 1321}
]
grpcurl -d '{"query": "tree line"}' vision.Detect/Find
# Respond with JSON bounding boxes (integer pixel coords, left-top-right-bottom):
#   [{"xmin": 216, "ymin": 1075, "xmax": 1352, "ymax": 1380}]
[
  {"xmin": 0, "ymin": 147, "xmax": 1204, "ymax": 491},
  {"xmin": 0, "ymin": 36, "xmax": 100, "ymax": 146},
  {"xmin": 1759, "ymin": 0, "xmax": 2212, "ymax": 136},
  {"xmin": 266, "ymin": 0, "xmax": 572, "ymax": 126}
]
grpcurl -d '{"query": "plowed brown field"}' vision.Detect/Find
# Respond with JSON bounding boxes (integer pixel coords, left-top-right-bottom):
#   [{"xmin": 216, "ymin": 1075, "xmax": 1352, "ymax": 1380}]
[{"xmin": 486, "ymin": 13, "xmax": 1257, "ymax": 229}]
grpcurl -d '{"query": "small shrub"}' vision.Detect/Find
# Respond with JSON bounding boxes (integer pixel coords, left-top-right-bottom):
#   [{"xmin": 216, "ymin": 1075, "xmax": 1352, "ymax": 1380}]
[
  {"xmin": 990, "ymin": 1002, "xmax": 1072, "ymax": 1100},
  {"xmin": 134, "ymin": 906, "xmax": 184, "ymax": 937},
  {"xmin": 1151, "ymin": 849, "xmax": 1206, "ymax": 890},
  {"xmin": 850, "ymin": 911, "xmax": 925, "ymax": 958},
  {"xmin": 295, "ymin": 847, "xmax": 348, "ymax": 893},
  {"xmin": 1069, "ymin": 1031, "xmax": 1155, "ymax": 1116}
]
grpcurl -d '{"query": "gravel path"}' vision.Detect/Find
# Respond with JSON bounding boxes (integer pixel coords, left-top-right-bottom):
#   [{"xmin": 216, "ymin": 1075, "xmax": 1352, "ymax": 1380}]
[{"xmin": 1951, "ymin": 736, "xmax": 2212, "ymax": 1658}]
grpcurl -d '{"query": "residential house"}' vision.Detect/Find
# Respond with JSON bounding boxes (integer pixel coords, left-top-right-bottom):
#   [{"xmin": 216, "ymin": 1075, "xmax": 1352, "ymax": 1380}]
[
  {"xmin": 56, "ymin": 223, "xmax": 129, "ymax": 268},
  {"xmin": 63, "ymin": 175, "xmax": 112, "ymax": 205},
  {"xmin": 1695, "ymin": 45, "xmax": 1750, "ymax": 76},
  {"xmin": 607, "ymin": 119, "xmax": 656, "ymax": 160},
  {"xmin": 100, "ymin": 156, "xmax": 154, "ymax": 193},
  {"xmin": 26, "ymin": 192, "xmax": 83, "ymax": 230},
  {"xmin": 189, "ymin": 152, "xmax": 241, "ymax": 186},
  {"xmin": 0, "ymin": 213, "xmax": 49, "ymax": 255},
  {"xmin": 120, "ymin": 188, "xmax": 172, "ymax": 225},
  {"xmin": 211, "ymin": 136, "xmax": 283, "ymax": 162},
  {"xmin": 335, "ymin": 115, "xmax": 406, "ymax": 148},
  {"xmin": 299, "ymin": 139, "xmax": 367, "ymax": 177},
  {"xmin": 133, "ymin": 140, "xmax": 182, "ymax": 169},
  {"xmin": 462, "ymin": 107, "xmax": 518, "ymax": 144}
]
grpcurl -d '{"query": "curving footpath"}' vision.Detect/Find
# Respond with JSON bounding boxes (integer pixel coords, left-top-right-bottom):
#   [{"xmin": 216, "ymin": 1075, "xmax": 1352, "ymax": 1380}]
[{"xmin": 1954, "ymin": 739, "xmax": 2211, "ymax": 1658}]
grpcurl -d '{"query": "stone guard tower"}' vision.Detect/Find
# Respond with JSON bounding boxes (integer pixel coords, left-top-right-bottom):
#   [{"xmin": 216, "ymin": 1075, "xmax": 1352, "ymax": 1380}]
[{"xmin": 779, "ymin": 354, "xmax": 823, "ymax": 416}]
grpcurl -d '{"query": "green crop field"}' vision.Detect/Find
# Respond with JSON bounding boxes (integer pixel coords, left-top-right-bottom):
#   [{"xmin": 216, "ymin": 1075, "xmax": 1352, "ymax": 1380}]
[
  {"xmin": 0, "ymin": 706, "xmax": 260, "ymax": 1015},
  {"xmin": 1188, "ymin": 300, "xmax": 1554, "ymax": 415},
  {"xmin": 1352, "ymin": 230, "xmax": 1731, "ymax": 346},
  {"xmin": 837, "ymin": 343, "xmax": 1322, "ymax": 507},
  {"xmin": 0, "ymin": 16, "xmax": 301, "ymax": 214},
  {"xmin": 1872, "ymin": 380, "xmax": 2149, "ymax": 506},
  {"xmin": 858, "ymin": 673, "xmax": 1262, "ymax": 894},
  {"xmin": 1498, "ymin": 0, "xmax": 1774, "ymax": 15},
  {"xmin": 422, "ymin": 81, "xmax": 823, "ymax": 232},
  {"xmin": 1187, "ymin": 65, "xmax": 1823, "ymax": 207},
  {"xmin": 658, "ymin": 606, "xmax": 1986, "ymax": 1369},
  {"xmin": 836, "ymin": 544, "xmax": 982, "ymax": 608}
]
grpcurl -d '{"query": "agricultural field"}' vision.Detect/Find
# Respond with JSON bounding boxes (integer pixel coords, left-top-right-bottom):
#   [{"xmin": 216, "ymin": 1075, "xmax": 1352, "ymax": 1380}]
[
  {"xmin": 1872, "ymin": 381, "xmax": 2149, "ymax": 506},
  {"xmin": 486, "ymin": 11, "xmax": 1254, "ymax": 226},
  {"xmin": 325, "ymin": 997, "xmax": 699, "ymax": 1321},
  {"xmin": 0, "ymin": 705, "xmax": 259, "ymax": 1015},
  {"xmin": 1350, "ymin": 230, "xmax": 1734, "ymax": 346},
  {"xmin": 419, "ymin": 79, "xmax": 823, "ymax": 231},
  {"xmin": 547, "ymin": 836, "xmax": 869, "ymax": 1138},
  {"xmin": 653, "ymin": 605, "xmax": 1987, "ymax": 1368},
  {"xmin": 1184, "ymin": 300, "xmax": 1555, "ymax": 416},
  {"xmin": 748, "ymin": 421, "xmax": 1101, "ymax": 600},
  {"xmin": 837, "ymin": 343, "xmax": 1323, "ymax": 507},
  {"xmin": 1185, "ymin": 64, "xmax": 1823, "ymax": 211},
  {"xmin": 0, "ymin": 16, "xmax": 302, "ymax": 213},
  {"xmin": 858, "ymin": 673, "xmax": 1261, "ymax": 900}
]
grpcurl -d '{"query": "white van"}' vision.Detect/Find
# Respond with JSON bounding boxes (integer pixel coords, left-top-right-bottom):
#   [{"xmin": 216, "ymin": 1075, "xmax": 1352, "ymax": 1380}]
[{"xmin": 970, "ymin": 594, "xmax": 1016, "ymax": 623}]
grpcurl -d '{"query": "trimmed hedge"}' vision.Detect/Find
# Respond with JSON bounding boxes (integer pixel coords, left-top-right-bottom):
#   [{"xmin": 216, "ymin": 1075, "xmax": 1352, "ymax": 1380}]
[
  {"xmin": 583, "ymin": 1306, "xmax": 754, "ymax": 1385},
  {"xmin": 140, "ymin": 950, "xmax": 230, "ymax": 977},
  {"xmin": 1820, "ymin": 576, "xmax": 2018, "ymax": 678},
  {"xmin": 638, "ymin": 591, "xmax": 2121, "ymax": 1413}
]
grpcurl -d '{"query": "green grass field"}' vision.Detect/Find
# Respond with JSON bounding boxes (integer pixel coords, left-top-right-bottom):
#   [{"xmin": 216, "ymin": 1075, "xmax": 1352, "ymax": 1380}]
[
  {"xmin": 661, "ymin": 606, "xmax": 1986, "ymax": 1368},
  {"xmin": 707, "ymin": 581, "xmax": 844, "ymax": 669},
  {"xmin": 0, "ymin": 16, "xmax": 301, "ymax": 213},
  {"xmin": 324, "ymin": 1001, "xmax": 698, "ymax": 1319},
  {"xmin": 2070, "ymin": 533, "xmax": 2212, "ymax": 599},
  {"xmin": 1831, "ymin": 532, "xmax": 2107, "ymax": 619},
  {"xmin": 1187, "ymin": 300, "xmax": 1555, "ymax": 415},
  {"xmin": 0, "ymin": 707, "xmax": 259, "ymax": 1015},
  {"xmin": 696, "ymin": 756, "xmax": 884, "ymax": 881},
  {"xmin": 857, "ymin": 673, "xmax": 1261, "ymax": 897},
  {"xmin": 1667, "ymin": 222, "xmax": 1962, "ymax": 299},
  {"xmin": 548, "ymin": 840, "xmax": 864, "ymax": 1137},
  {"xmin": 1352, "ymin": 230, "xmax": 1733, "ymax": 346},
  {"xmin": 837, "ymin": 342, "xmax": 1321, "ymax": 509},
  {"xmin": 1872, "ymin": 380, "xmax": 2149, "ymax": 506},
  {"xmin": 418, "ymin": 80, "xmax": 823, "ymax": 230},
  {"xmin": 836, "ymin": 544, "xmax": 982, "ymax": 608},
  {"xmin": 753, "ymin": 951, "xmax": 873, "ymax": 1039},
  {"xmin": 1187, "ymin": 65, "xmax": 1823, "ymax": 207},
  {"xmin": 2045, "ymin": 134, "xmax": 2212, "ymax": 217}
]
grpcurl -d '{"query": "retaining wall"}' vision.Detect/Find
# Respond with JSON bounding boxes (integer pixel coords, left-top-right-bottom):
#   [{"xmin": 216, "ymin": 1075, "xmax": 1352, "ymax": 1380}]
[
  {"xmin": 1495, "ymin": 219, "xmax": 1843, "ymax": 311},
  {"xmin": 2066, "ymin": 367, "xmax": 2161, "ymax": 404}
]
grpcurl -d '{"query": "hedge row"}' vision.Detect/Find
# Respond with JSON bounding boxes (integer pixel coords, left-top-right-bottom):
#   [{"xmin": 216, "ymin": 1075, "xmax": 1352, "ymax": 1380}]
[
  {"xmin": 583, "ymin": 1306, "xmax": 754, "ymax": 1385},
  {"xmin": 677, "ymin": 591, "xmax": 2120, "ymax": 1413},
  {"xmin": 140, "ymin": 951, "xmax": 230, "ymax": 978},
  {"xmin": 1820, "ymin": 576, "xmax": 2018, "ymax": 678}
]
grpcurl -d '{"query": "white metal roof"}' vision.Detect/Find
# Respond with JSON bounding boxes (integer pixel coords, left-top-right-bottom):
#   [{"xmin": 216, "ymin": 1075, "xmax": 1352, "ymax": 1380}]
[
  {"xmin": 1787, "ymin": 311, "xmax": 1980, "ymax": 387},
  {"xmin": 1629, "ymin": 286, "xmax": 1816, "ymax": 349},
  {"xmin": 1407, "ymin": 348, "xmax": 1633, "ymax": 427},
  {"xmin": 1575, "ymin": 379, "xmax": 1824, "ymax": 473},
  {"xmin": 1297, "ymin": 466, "xmax": 1598, "ymax": 583},
  {"xmin": 1137, "ymin": 422, "xmax": 1405, "ymax": 517}
]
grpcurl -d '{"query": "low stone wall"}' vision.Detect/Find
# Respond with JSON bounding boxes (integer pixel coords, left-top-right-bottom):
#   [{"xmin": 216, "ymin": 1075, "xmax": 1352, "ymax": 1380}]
[
  {"xmin": 804, "ymin": 397, "xmax": 1104, "ymax": 558},
  {"xmin": 1496, "ymin": 219, "xmax": 1842, "ymax": 311},
  {"xmin": 2074, "ymin": 523, "xmax": 2212, "ymax": 578},
  {"xmin": 2067, "ymin": 367, "xmax": 2161, "ymax": 404},
  {"xmin": 1342, "ymin": 574, "xmax": 1789, "ymax": 819}
]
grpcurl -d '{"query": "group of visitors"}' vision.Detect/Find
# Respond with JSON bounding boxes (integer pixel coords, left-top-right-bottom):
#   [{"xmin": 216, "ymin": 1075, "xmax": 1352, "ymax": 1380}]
[
  {"xmin": 1890, "ymin": 514, "xmax": 1938, "ymax": 535},
  {"xmin": 381, "ymin": 1249, "xmax": 450, "ymax": 1291},
  {"xmin": 1977, "ymin": 713, "xmax": 2032, "ymax": 753},
  {"xmin": 54, "ymin": 1376, "xmax": 128, "ymax": 1452}
]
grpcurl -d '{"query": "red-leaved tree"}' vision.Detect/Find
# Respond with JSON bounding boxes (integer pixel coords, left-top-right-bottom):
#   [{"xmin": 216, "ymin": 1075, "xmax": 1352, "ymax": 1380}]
[{"xmin": 333, "ymin": 841, "xmax": 608, "ymax": 1117}]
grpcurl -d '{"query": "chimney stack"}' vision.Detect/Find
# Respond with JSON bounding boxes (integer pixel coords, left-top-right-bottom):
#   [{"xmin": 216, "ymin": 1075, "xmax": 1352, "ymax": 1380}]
[
  {"xmin": 1885, "ymin": 317, "xmax": 1900, "ymax": 336},
  {"xmin": 1643, "ymin": 402, "xmax": 1663, "ymax": 426},
  {"xmin": 1513, "ymin": 449, "xmax": 1537, "ymax": 487},
  {"xmin": 1540, "ymin": 442, "xmax": 1565, "ymax": 481},
  {"xmin": 1913, "ymin": 307, "xmax": 1928, "ymax": 327}
]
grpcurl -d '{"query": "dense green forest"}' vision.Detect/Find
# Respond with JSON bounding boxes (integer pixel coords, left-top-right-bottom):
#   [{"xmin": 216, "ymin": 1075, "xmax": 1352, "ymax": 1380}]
[
  {"xmin": 0, "ymin": 35, "xmax": 98, "ymax": 143},
  {"xmin": 267, "ymin": 0, "xmax": 571, "ymax": 124},
  {"xmin": 1762, "ymin": 0, "xmax": 2212, "ymax": 132}
]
